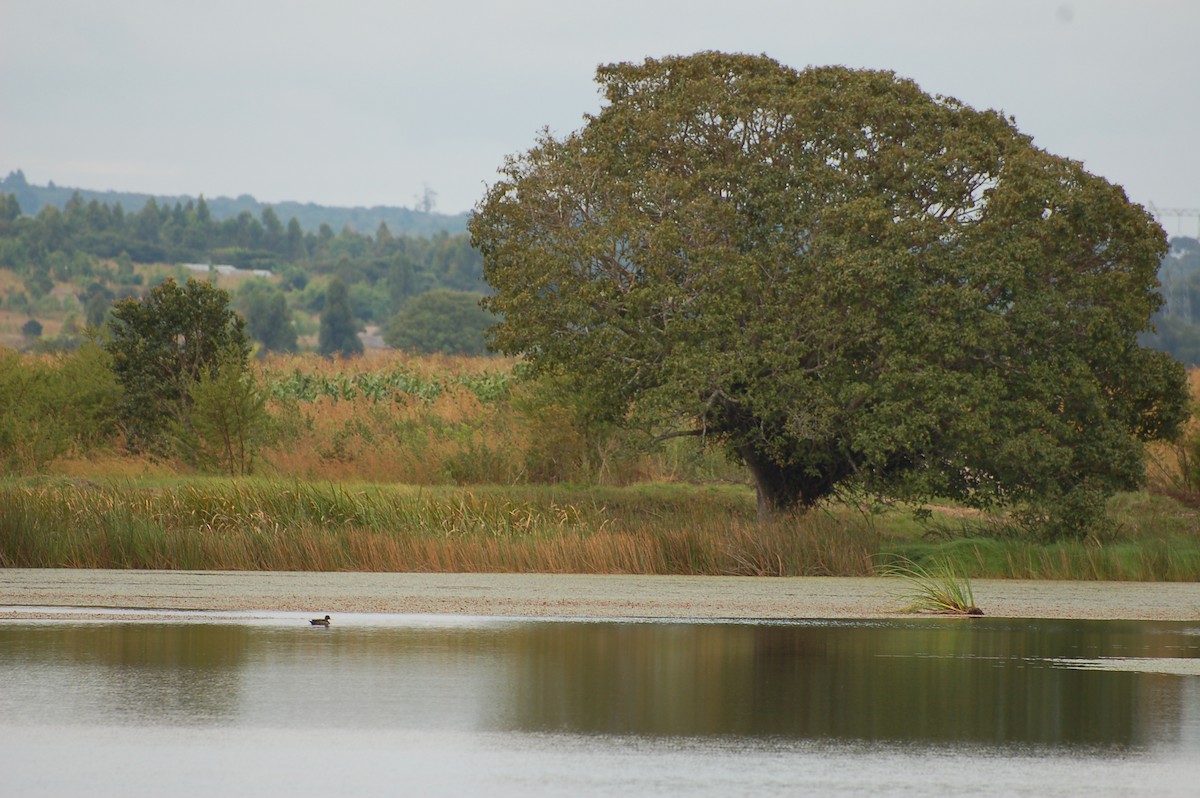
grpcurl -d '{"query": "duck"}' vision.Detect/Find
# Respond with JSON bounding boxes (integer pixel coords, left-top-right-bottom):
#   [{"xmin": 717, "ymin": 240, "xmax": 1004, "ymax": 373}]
[{"xmin": 310, "ymin": 615, "xmax": 331, "ymax": 627}]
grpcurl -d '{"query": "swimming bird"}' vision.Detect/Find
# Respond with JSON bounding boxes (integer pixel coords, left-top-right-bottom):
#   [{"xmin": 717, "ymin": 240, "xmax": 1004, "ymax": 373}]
[{"xmin": 310, "ymin": 615, "xmax": 331, "ymax": 627}]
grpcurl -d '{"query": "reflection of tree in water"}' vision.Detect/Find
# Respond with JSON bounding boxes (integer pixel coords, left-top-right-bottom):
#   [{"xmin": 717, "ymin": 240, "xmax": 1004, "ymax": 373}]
[
  {"xmin": 496, "ymin": 620, "xmax": 1192, "ymax": 747},
  {"xmin": 743, "ymin": 620, "xmax": 1139, "ymax": 745},
  {"xmin": 4, "ymin": 624, "xmax": 251, "ymax": 725},
  {"xmin": 495, "ymin": 623, "xmax": 762, "ymax": 736},
  {"xmin": 3, "ymin": 620, "xmax": 1193, "ymax": 747}
]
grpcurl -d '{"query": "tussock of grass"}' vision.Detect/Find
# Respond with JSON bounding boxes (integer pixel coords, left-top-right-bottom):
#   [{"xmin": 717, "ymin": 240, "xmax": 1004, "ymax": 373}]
[{"xmin": 882, "ymin": 557, "xmax": 982, "ymax": 615}]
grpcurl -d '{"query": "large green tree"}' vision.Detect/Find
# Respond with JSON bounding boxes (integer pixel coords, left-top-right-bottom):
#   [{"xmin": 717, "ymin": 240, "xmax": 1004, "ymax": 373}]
[
  {"xmin": 384, "ymin": 290, "xmax": 494, "ymax": 355},
  {"xmin": 105, "ymin": 277, "xmax": 251, "ymax": 450},
  {"xmin": 470, "ymin": 52, "xmax": 1189, "ymax": 533}
]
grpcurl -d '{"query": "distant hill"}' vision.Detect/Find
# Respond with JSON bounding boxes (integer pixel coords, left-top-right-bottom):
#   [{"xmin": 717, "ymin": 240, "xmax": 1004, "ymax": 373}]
[{"xmin": 0, "ymin": 169, "xmax": 469, "ymax": 237}]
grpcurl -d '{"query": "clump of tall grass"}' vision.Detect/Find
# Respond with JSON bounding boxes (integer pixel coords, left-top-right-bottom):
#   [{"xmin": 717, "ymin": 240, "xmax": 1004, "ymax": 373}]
[{"xmin": 881, "ymin": 556, "xmax": 983, "ymax": 615}]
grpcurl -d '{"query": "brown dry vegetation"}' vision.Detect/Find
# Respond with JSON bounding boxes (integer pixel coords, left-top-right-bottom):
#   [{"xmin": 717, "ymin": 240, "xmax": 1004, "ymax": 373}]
[
  {"xmin": 259, "ymin": 353, "xmax": 535, "ymax": 484},
  {"xmin": 0, "ymin": 480, "xmax": 875, "ymax": 576},
  {"xmin": 233, "ymin": 351, "xmax": 730, "ymax": 487},
  {"xmin": 5, "ymin": 350, "xmax": 1200, "ymax": 580},
  {"xmin": 1145, "ymin": 368, "xmax": 1200, "ymax": 501}
]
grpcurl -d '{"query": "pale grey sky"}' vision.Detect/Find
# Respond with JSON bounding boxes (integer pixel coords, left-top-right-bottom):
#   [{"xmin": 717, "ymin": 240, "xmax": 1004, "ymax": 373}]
[{"xmin": 2, "ymin": 1, "xmax": 1197, "ymax": 231}]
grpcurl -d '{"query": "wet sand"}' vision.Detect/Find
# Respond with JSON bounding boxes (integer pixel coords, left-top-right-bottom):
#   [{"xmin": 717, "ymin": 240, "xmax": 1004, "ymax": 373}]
[{"xmin": 1, "ymin": 569, "xmax": 1198, "ymax": 621}]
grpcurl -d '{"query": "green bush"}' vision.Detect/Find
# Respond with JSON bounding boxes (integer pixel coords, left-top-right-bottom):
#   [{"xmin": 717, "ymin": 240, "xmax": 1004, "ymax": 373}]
[
  {"xmin": 0, "ymin": 344, "xmax": 120, "ymax": 472},
  {"xmin": 384, "ymin": 290, "xmax": 494, "ymax": 355}
]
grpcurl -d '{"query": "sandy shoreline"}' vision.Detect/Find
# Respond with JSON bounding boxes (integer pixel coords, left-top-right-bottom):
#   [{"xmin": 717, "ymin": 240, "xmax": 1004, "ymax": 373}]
[{"xmin": 1, "ymin": 569, "xmax": 1198, "ymax": 622}]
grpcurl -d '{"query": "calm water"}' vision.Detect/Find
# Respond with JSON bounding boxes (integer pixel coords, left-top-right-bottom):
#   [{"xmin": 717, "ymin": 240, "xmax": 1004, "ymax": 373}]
[{"xmin": 2, "ymin": 613, "xmax": 1199, "ymax": 796}]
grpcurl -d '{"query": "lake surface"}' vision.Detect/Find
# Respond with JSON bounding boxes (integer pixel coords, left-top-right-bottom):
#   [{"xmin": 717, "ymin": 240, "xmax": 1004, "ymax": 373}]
[{"xmin": 2, "ymin": 612, "xmax": 1199, "ymax": 796}]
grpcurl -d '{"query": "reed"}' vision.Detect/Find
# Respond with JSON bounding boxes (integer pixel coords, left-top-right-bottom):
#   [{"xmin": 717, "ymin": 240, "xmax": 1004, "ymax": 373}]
[
  {"xmin": 242, "ymin": 351, "xmax": 746, "ymax": 487},
  {"xmin": 3, "ymin": 479, "xmax": 1198, "ymax": 579},
  {"xmin": 0, "ymin": 479, "xmax": 876, "ymax": 574},
  {"xmin": 882, "ymin": 556, "xmax": 982, "ymax": 615}
]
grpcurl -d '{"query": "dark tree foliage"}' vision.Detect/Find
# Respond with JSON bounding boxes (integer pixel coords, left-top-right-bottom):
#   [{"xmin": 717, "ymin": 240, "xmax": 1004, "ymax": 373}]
[
  {"xmin": 105, "ymin": 277, "xmax": 250, "ymax": 450},
  {"xmin": 0, "ymin": 193, "xmax": 20, "ymax": 225},
  {"xmin": 0, "ymin": 344, "xmax": 120, "ymax": 473},
  {"xmin": 1141, "ymin": 237, "xmax": 1200, "ymax": 365},
  {"xmin": 384, "ymin": 290, "xmax": 494, "ymax": 355},
  {"xmin": 318, "ymin": 278, "xmax": 364, "ymax": 358},
  {"xmin": 80, "ymin": 281, "xmax": 116, "ymax": 328},
  {"xmin": 471, "ymin": 52, "xmax": 1190, "ymax": 533},
  {"xmin": 0, "ymin": 170, "xmax": 469, "ymax": 236},
  {"xmin": 236, "ymin": 280, "xmax": 298, "ymax": 355}
]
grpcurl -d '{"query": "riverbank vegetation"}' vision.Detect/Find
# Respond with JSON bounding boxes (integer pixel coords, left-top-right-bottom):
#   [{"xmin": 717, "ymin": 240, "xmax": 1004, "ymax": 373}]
[
  {"xmin": 2, "ymin": 349, "xmax": 1199, "ymax": 579},
  {"xmin": 1, "ymin": 479, "xmax": 1199, "ymax": 580}
]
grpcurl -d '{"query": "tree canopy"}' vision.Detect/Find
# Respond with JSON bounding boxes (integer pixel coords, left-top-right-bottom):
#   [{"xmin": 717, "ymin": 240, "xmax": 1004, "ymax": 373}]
[
  {"xmin": 0, "ymin": 187, "xmax": 486, "ymax": 345},
  {"xmin": 318, "ymin": 278, "xmax": 364, "ymax": 358},
  {"xmin": 105, "ymin": 276, "xmax": 251, "ymax": 450},
  {"xmin": 237, "ymin": 279, "xmax": 298, "ymax": 355},
  {"xmin": 470, "ymin": 52, "xmax": 1189, "ymax": 533},
  {"xmin": 1142, "ymin": 237, "xmax": 1200, "ymax": 365},
  {"xmin": 384, "ymin": 290, "xmax": 494, "ymax": 355}
]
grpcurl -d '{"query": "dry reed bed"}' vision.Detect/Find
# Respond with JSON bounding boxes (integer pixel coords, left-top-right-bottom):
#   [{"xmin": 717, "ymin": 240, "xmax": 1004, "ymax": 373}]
[
  {"xmin": 3, "ymin": 480, "xmax": 1200, "ymax": 580},
  {"xmin": 244, "ymin": 351, "xmax": 740, "ymax": 486},
  {"xmin": 0, "ymin": 481, "xmax": 874, "ymax": 575}
]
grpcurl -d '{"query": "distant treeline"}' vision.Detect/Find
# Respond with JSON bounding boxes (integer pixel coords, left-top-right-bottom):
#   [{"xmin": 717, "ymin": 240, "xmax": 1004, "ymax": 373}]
[
  {"xmin": 0, "ymin": 183, "xmax": 489, "ymax": 355},
  {"xmin": 1143, "ymin": 237, "xmax": 1200, "ymax": 365},
  {"xmin": 0, "ymin": 170, "xmax": 469, "ymax": 237},
  {"xmin": 0, "ymin": 188, "xmax": 483, "ymax": 294}
]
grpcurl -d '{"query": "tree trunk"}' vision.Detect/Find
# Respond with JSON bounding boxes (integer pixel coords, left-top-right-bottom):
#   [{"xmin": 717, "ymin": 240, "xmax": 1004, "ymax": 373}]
[{"xmin": 737, "ymin": 444, "xmax": 838, "ymax": 521}]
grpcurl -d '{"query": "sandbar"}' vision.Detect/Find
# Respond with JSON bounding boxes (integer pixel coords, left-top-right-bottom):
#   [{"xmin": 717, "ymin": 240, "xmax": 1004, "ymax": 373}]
[{"xmin": 1, "ymin": 569, "xmax": 1198, "ymax": 622}]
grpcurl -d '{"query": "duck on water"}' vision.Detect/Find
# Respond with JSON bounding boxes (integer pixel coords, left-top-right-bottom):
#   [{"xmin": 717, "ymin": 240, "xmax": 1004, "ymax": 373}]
[{"xmin": 310, "ymin": 615, "xmax": 331, "ymax": 627}]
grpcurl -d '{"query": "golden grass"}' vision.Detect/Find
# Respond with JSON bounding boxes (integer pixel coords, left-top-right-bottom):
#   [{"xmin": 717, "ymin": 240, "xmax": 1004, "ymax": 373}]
[
  {"xmin": 256, "ymin": 390, "xmax": 525, "ymax": 483},
  {"xmin": 5, "ymin": 349, "xmax": 1199, "ymax": 579},
  {"xmin": 1145, "ymin": 367, "xmax": 1200, "ymax": 493},
  {"xmin": 3, "ymin": 478, "xmax": 1199, "ymax": 579},
  {"xmin": 258, "ymin": 350, "xmax": 515, "ymax": 381},
  {"xmin": 236, "ymin": 351, "xmax": 681, "ymax": 486},
  {"xmin": 0, "ymin": 480, "xmax": 879, "ymax": 575}
]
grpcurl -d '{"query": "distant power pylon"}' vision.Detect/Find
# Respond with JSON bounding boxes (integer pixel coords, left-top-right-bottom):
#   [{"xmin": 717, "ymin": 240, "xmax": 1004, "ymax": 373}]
[{"xmin": 1148, "ymin": 204, "xmax": 1200, "ymax": 238}]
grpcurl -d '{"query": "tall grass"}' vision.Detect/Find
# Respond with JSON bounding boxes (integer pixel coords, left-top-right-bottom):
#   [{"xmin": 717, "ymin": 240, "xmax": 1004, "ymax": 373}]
[
  {"xmin": 236, "ymin": 351, "xmax": 742, "ymax": 486},
  {"xmin": 0, "ymin": 480, "xmax": 876, "ymax": 575},
  {"xmin": 882, "ymin": 557, "xmax": 981, "ymax": 615},
  {"xmin": 881, "ymin": 529, "xmax": 1200, "ymax": 582},
  {"xmin": 3, "ymin": 479, "xmax": 1199, "ymax": 579},
  {"xmin": 7, "ymin": 351, "xmax": 1200, "ymax": 578},
  {"xmin": 1145, "ymin": 367, "xmax": 1200, "ymax": 500}
]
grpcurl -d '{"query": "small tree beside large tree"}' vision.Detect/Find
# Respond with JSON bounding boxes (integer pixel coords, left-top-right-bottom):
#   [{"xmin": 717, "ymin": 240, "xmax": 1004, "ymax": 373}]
[
  {"xmin": 470, "ymin": 52, "xmax": 1189, "ymax": 535},
  {"xmin": 105, "ymin": 276, "xmax": 253, "ymax": 454}
]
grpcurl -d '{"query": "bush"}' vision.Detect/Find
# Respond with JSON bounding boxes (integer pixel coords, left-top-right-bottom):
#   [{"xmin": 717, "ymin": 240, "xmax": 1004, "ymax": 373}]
[
  {"xmin": 105, "ymin": 276, "xmax": 251, "ymax": 451},
  {"xmin": 0, "ymin": 345, "xmax": 120, "ymax": 472},
  {"xmin": 384, "ymin": 290, "xmax": 494, "ymax": 355}
]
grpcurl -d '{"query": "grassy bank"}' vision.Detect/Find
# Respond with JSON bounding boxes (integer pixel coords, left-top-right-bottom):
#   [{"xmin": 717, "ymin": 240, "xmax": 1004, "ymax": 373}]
[{"xmin": 2, "ymin": 478, "xmax": 1198, "ymax": 580}]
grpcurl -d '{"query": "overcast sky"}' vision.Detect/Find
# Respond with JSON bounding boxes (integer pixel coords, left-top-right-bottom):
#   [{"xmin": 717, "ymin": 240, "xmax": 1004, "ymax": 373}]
[{"xmin": 2, "ymin": 1, "xmax": 1197, "ymax": 232}]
